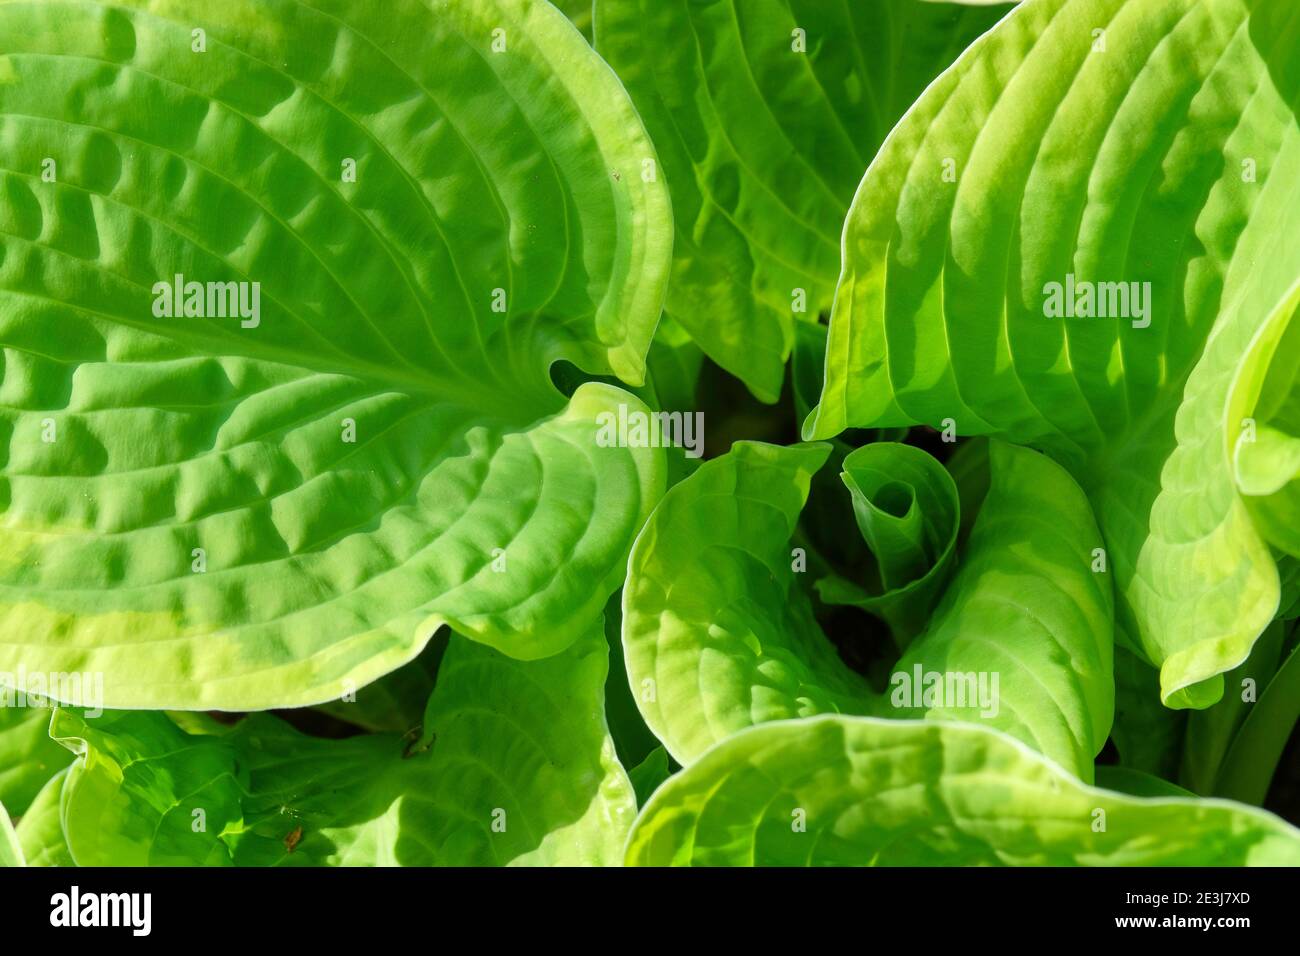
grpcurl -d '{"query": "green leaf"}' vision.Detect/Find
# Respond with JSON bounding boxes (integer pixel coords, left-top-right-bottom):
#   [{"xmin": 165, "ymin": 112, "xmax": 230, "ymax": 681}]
[
  {"xmin": 53, "ymin": 624, "xmax": 635, "ymax": 865},
  {"xmin": 1236, "ymin": 296, "xmax": 1300, "ymax": 557},
  {"xmin": 807, "ymin": 0, "xmax": 1300, "ymax": 709},
  {"xmin": 1180, "ymin": 621, "xmax": 1285, "ymax": 794},
  {"xmin": 624, "ymin": 438, "xmax": 1112, "ymax": 779},
  {"xmin": 1214, "ymin": 638, "xmax": 1300, "ymax": 805},
  {"xmin": 0, "ymin": 703, "xmax": 74, "ymax": 815},
  {"xmin": 15, "ymin": 768, "xmax": 73, "ymax": 867},
  {"xmin": 883, "ymin": 441, "xmax": 1113, "ymax": 780},
  {"xmin": 944, "ymin": 437, "xmax": 992, "ymax": 547},
  {"xmin": 0, "ymin": 0, "xmax": 672, "ymax": 708},
  {"xmin": 622, "ymin": 441, "xmax": 872, "ymax": 765},
  {"xmin": 627, "ymin": 745, "xmax": 674, "ymax": 807},
  {"xmin": 1109, "ymin": 644, "xmax": 1185, "ymax": 779},
  {"xmin": 0, "ymin": 800, "xmax": 22, "ymax": 867},
  {"xmin": 1279, "ymin": 557, "xmax": 1300, "ymax": 620},
  {"xmin": 792, "ymin": 322, "xmax": 831, "ymax": 427},
  {"xmin": 844, "ymin": 450, "xmax": 934, "ymax": 590},
  {"xmin": 625, "ymin": 715, "xmax": 1300, "ymax": 865},
  {"xmin": 815, "ymin": 441, "xmax": 961, "ymax": 643},
  {"xmin": 594, "ymin": 0, "xmax": 1012, "ymax": 400}
]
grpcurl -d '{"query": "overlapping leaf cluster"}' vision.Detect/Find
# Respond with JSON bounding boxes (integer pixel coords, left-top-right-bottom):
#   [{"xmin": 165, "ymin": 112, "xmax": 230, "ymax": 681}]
[{"xmin": 1, "ymin": 0, "xmax": 1298, "ymax": 867}]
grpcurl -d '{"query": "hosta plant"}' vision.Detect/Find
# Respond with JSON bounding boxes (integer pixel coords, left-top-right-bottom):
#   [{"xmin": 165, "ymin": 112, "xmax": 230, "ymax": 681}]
[{"xmin": 0, "ymin": 0, "xmax": 1298, "ymax": 867}]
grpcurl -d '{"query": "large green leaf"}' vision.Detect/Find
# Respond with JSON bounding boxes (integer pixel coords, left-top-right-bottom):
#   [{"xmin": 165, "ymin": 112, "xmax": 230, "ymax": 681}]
[
  {"xmin": 883, "ymin": 440, "xmax": 1113, "ymax": 781},
  {"xmin": 0, "ymin": 703, "xmax": 73, "ymax": 815},
  {"xmin": 624, "ymin": 715, "xmax": 1300, "ymax": 865},
  {"xmin": 807, "ymin": 0, "xmax": 1300, "ymax": 708},
  {"xmin": 622, "ymin": 441, "xmax": 870, "ymax": 765},
  {"xmin": 52, "ymin": 623, "xmax": 634, "ymax": 865},
  {"xmin": 623, "ymin": 438, "xmax": 1112, "ymax": 779},
  {"xmin": 594, "ymin": 0, "xmax": 1012, "ymax": 400},
  {"xmin": 0, "ymin": 0, "xmax": 672, "ymax": 709}
]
